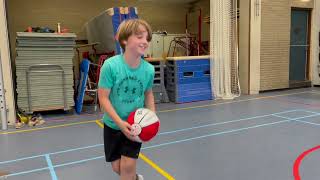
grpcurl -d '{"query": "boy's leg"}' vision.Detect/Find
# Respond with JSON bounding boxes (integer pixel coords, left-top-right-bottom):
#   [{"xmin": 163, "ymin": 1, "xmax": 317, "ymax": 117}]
[
  {"xmin": 120, "ymin": 155, "xmax": 137, "ymax": 180},
  {"xmin": 104, "ymin": 124, "xmax": 122, "ymax": 175},
  {"xmin": 118, "ymin": 125, "xmax": 142, "ymax": 179},
  {"xmin": 111, "ymin": 159, "xmax": 121, "ymax": 175}
]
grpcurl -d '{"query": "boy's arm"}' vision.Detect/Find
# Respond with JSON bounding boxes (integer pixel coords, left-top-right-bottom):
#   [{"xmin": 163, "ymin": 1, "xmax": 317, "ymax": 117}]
[
  {"xmin": 98, "ymin": 88, "xmax": 133, "ymax": 138},
  {"xmin": 144, "ymin": 89, "xmax": 155, "ymax": 112}
]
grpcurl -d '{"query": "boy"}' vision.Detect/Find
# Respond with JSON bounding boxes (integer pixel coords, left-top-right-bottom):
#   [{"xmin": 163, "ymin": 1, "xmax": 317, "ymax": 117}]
[{"xmin": 98, "ymin": 19, "xmax": 155, "ymax": 180}]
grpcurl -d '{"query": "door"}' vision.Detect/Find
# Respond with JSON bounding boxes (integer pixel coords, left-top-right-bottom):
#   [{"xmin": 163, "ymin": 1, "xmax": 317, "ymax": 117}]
[{"xmin": 289, "ymin": 9, "xmax": 309, "ymax": 81}]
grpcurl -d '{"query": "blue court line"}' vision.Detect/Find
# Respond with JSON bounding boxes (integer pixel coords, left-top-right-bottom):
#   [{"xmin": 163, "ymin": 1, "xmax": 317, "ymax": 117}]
[
  {"xmin": 273, "ymin": 113, "xmax": 320, "ymax": 126},
  {"xmin": 0, "ymin": 154, "xmax": 45, "ymax": 165},
  {"xmin": 6, "ymin": 156, "xmax": 105, "ymax": 178},
  {"xmin": 3, "ymin": 109, "xmax": 320, "ymax": 178},
  {"xmin": 298, "ymin": 113, "xmax": 320, "ymax": 119},
  {"xmin": 45, "ymin": 154, "xmax": 58, "ymax": 180},
  {"xmin": 0, "ymin": 144, "xmax": 103, "ymax": 165},
  {"xmin": 54, "ymin": 156, "xmax": 104, "ymax": 168},
  {"xmin": 293, "ymin": 120, "xmax": 320, "ymax": 126},
  {"xmin": 272, "ymin": 114, "xmax": 292, "ymax": 120},
  {"xmin": 158, "ymin": 109, "xmax": 299, "ymax": 136},
  {"xmin": 0, "ymin": 109, "xmax": 298, "ymax": 165},
  {"xmin": 299, "ymin": 109, "xmax": 320, "ymax": 114},
  {"xmin": 290, "ymin": 111, "xmax": 320, "ymax": 126},
  {"xmin": 6, "ymin": 167, "xmax": 49, "ymax": 177},
  {"xmin": 273, "ymin": 109, "xmax": 320, "ymax": 118},
  {"xmin": 275, "ymin": 113, "xmax": 320, "ymax": 121},
  {"xmin": 143, "ymin": 119, "xmax": 291, "ymax": 150},
  {"xmin": 3, "ymin": 118, "xmax": 293, "ymax": 177},
  {"xmin": 49, "ymin": 144, "xmax": 102, "ymax": 156}
]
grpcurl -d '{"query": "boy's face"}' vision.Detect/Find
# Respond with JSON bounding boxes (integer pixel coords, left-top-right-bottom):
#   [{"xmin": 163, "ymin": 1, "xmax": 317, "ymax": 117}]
[{"xmin": 124, "ymin": 25, "xmax": 149, "ymax": 56}]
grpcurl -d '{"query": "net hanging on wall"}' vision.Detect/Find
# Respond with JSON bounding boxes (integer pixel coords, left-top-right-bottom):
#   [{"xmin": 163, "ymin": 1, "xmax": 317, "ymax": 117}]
[{"xmin": 210, "ymin": 0, "xmax": 240, "ymax": 99}]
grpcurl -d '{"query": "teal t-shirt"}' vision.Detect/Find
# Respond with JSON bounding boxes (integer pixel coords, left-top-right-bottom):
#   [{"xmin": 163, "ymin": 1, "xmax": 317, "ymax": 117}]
[{"xmin": 98, "ymin": 55, "xmax": 155, "ymax": 130}]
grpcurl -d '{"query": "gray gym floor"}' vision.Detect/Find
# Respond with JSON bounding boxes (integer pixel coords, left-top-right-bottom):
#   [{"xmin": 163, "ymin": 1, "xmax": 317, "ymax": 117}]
[{"xmin": 1, "ymin": 87, "xmax": 320, "ymax": 180}]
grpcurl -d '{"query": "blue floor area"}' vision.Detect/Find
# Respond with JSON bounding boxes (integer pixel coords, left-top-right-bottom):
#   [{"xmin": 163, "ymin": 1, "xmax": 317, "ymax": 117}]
[{"xmin": 0, "ymin": 88, "xmax": 320, "ymax": 179}]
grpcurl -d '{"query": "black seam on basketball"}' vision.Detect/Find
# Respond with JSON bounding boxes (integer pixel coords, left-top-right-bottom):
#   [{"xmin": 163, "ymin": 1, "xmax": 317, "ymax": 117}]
[{"xmin": 138, "ymin": 111, "xmax": 150, "ymax": 124}]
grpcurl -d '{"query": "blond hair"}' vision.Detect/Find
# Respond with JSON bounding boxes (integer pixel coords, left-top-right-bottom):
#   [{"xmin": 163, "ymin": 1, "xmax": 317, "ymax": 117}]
[{"xmin": 116, "ymin": 19, "xmax": 152, "ymax": 50}]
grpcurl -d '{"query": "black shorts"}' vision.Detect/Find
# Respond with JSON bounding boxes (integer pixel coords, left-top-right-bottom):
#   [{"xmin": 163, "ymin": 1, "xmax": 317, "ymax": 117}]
[{"xmin": 104, "ymin": 124, "xmax": 142, "ymax": 162}]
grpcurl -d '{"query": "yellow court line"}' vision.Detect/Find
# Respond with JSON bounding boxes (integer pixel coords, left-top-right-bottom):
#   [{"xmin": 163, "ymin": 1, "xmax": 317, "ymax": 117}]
[
  {"xmin": 139, "ymin": 153, "xmax": 175, "ymax": 180},
  {"xmin": 0, "ymin": 120, "xmax": 97, "ymax": 135},
  {"xmin": 95, "ymin": 121, "xmax": 175, "ymax": 180},
  {"xmin": 158, "ymin": 91, "xmax": 311, "ymax": 113},
  {"xmin": 95, "ymin": 120, "xmax": 104, "ymax": 128}
]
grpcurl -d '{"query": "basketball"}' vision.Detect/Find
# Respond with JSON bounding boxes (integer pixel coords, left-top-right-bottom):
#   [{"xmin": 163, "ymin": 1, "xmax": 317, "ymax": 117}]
[{"xmin": 127, "ymin": 108, "xmax": 160, "ymax": 143}]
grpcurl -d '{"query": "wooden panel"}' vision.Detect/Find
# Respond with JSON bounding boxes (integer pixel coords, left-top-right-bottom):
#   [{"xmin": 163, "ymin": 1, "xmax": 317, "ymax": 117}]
[{"xmin": 291, "ymin": 0, "xmax": 314, "ymax": 8}]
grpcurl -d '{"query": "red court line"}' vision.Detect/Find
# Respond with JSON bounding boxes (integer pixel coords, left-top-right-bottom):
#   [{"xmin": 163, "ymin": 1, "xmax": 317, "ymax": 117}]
[{"xmin": 293, "ymin": 145, "xmax": 320, "ymax": 180}]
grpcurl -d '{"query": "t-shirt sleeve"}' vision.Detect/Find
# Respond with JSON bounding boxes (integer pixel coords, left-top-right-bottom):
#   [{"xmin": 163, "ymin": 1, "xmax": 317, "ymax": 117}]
[
  {"xmin": 98, "ymin": 62, "xmax": 114, "ymax": 89},
  {"xmin": 146, "ymin": 66, "xmax": 155, "ymax": 91}
]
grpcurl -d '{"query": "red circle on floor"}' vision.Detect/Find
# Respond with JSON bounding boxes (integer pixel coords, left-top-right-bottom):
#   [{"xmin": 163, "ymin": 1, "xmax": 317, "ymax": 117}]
[{"xmin": 293, "ymin": 145, "xmax": 320, "ymax": 180}]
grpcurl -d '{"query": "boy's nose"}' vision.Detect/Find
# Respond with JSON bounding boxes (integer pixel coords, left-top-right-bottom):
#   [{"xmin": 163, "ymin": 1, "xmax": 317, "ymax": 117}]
[{"xmin": 141, "ymin": 38, "xmax": 148, "ymax": 44}]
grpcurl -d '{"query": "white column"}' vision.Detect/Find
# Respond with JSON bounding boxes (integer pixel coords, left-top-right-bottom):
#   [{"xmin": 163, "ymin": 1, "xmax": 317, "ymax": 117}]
[
  {"xmin": 311, "ymin": 0, "xmax": 320, "ymax": 85},
  {"xmin": 249, "ymin": 0, "xmax": 261, "ymax": 94},
  {"xmin": 239, "ymin": 0, "xmax": 261, "ymax": 94},
  {"xmin": 0, "ymin": 0, "xmax": 16, "ymax": 127},
  {"xmin": 0, "ymin": 53, "xmax": 7, "ymax": 130}
]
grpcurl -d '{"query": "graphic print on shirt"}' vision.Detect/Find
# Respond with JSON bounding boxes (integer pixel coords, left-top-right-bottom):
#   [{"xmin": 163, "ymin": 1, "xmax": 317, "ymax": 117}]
[{"xmin": 116, "ymin": 76, "xmax": 143, "ymax": 104}]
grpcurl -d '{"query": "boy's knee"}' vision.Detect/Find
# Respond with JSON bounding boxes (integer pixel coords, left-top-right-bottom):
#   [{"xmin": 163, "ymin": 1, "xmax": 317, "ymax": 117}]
[
  {"xmin": 120, "ymin": 161, "xmax": 135, "ymax": 174},
  {"xmin": 111, "ymin": 161, "xmax": 120, "ymax": 175},
  {"xmin": 111, "ymin": 165, "xmax": 120, "ymax": 174}
]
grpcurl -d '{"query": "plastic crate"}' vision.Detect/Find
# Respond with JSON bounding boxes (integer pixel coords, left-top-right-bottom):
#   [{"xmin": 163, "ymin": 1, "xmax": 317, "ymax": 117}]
[{"xmin": 145, "ymin": 58, "xmax": 169, "ymax": 103}]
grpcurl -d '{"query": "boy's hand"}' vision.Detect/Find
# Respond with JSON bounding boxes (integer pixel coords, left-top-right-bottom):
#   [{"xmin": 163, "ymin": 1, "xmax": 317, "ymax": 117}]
[{"xmin": 119, "ymin": 121, "xmax": 135, "ymax": 141}]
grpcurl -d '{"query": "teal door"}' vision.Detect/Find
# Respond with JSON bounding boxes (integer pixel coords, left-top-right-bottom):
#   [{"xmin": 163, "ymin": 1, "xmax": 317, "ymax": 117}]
[{"xmin": 290, "ymin": 10, "xmax": 309, "ymax": 81}]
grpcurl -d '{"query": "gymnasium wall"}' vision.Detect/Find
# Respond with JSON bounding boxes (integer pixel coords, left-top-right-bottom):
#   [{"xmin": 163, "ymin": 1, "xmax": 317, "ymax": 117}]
[{"xmin": 260, "ymin": 0, "xmax": 315, "ymax": 91}]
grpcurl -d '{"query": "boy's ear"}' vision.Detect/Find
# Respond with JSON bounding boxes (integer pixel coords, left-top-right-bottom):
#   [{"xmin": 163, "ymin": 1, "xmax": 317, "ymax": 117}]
[
  {"xmin": 123, "ymin": 40, "xmax": 127, "ymax": 45},
  {"xmin": 114, "ymin": 34, "xmax": 119, "ymax": 41}
]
